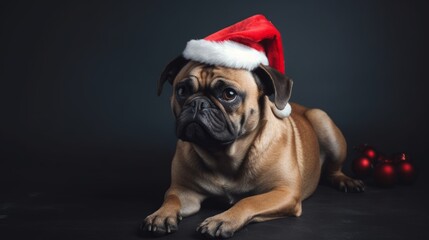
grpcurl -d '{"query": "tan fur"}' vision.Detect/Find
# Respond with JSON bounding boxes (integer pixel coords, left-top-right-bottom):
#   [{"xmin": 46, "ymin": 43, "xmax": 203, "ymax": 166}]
[{"xmin": 144, "ymin": 63, "xmax": 364, "ymax": 238}]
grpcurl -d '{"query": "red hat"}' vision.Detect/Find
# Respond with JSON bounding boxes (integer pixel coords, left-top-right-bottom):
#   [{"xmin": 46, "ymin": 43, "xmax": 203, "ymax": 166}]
[{"xmin": 183, "ymin": 14, "xmax": 285, "ymax": 74}]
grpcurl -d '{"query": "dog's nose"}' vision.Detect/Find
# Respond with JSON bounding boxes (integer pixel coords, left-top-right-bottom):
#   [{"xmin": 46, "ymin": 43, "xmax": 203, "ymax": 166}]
[
  {"xmin": 191, "ymin": 98, "xmax": 211, "ymax": 110},
  {"xmin": 187, "ymin": 97, "xmax": 214, "ymax": 119}
]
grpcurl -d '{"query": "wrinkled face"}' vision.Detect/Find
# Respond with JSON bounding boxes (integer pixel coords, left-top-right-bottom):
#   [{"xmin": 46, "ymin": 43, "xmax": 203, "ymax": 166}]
[{"xmin": 171, "ymin": 62, "xmax": 262, "ymax": 148}]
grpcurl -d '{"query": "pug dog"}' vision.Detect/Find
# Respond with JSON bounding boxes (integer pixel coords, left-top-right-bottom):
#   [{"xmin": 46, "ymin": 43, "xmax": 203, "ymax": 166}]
[{"xmin": 141, "ymin": 56, "xmax": 365, "ymax": 238}]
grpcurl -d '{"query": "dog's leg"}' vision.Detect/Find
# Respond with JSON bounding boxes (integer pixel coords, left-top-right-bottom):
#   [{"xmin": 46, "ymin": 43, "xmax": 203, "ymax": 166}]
[
  {"xmin": 142, "ymin": 186, "xmax": 204, "ymax": 235},
  {"xmin": 197, "ymin": 187, "xmax": 301, "ymax": 238},
  {"xmin": 305, "ymin": 109, "xmax": 365, "ymax": 192}
]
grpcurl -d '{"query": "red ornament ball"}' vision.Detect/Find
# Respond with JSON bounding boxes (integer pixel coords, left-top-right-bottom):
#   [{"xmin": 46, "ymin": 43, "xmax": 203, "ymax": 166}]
[
  {"xmin": 373, "ymin": 163, "xmax": 397, "ymax": 187},
  {"xmin": 352, "ymin": 157, "xmax": 372, "ymax": 176},
  {"xmin": 354, "ymin": 144, "xmax": 378, "ymax": 160},
  {"xmin": 363, "ymin": 147, "xmax": 377, "ymax": 160},
  {"xmin": 396, "ymin": 162, "xmax": 416, "ymax": 184}
]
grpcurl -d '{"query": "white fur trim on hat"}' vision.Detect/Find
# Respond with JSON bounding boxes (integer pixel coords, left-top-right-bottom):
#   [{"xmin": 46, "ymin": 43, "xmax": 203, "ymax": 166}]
[
  {"xmin": 271, "ymin": 103, "xmax": 292, "ymax": 118},
  {"xmin": 183, "ymin": 39, "xmax": 269, "ymax": 71}
]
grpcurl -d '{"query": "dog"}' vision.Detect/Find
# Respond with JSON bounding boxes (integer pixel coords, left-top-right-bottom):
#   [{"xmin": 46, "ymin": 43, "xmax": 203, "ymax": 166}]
[{"xmin": 141, "ymin": 56, "xmax": 365, "ymax": 238}]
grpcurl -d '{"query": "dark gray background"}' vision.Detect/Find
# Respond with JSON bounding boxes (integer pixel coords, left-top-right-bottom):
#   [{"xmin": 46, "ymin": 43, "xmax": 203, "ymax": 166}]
[
  {"xmin": 0, "ymin": 0, "xmax": 429, "ymax": 240},
  {"xmin": 1, "ymin": 0, "xmax": 428, "ymax": 191},
  {"xmin": 1, "ymin": 1, "xmax": 429, "ymax": 239}
]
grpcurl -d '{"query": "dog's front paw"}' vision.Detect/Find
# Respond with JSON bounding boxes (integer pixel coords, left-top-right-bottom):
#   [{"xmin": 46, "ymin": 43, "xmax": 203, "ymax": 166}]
[
  {"xmin": 141, "ymin": 210, "xmax": 182, "ymax": 236},
  {"xmin": 196, "ymin": 213, "xmax": 243, "ymax": 239}
]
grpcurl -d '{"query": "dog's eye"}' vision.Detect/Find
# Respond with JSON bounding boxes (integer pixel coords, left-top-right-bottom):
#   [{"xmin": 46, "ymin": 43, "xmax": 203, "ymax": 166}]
[
  {"xmin": 177, "ymin": 87, "xmax": 185, "ymax": 96},
  {"xmin": 222, "ymin": 88, "xmax": 237, "ymax": 101},
  {"xmin": 176, "ymin": 86, "xmax": 189, "ymax": 97}
]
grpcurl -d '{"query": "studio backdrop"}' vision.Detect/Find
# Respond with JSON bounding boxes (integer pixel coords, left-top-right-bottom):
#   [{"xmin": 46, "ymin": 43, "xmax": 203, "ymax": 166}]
[{"xmin": 0, "ymin": 0, "xmax": 428, "ymax": 194}]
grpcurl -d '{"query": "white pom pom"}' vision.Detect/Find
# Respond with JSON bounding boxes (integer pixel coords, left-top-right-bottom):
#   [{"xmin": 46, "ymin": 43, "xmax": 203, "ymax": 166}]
[{"xmin": 271, "ymin": 103, "xmax": 292, "ymax": 118}]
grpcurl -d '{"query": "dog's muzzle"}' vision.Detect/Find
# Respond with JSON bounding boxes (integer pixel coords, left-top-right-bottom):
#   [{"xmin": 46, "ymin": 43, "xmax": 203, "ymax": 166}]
[{"xmin": 176, "ymin": 96, "xmax": 236, "ymax": 146}]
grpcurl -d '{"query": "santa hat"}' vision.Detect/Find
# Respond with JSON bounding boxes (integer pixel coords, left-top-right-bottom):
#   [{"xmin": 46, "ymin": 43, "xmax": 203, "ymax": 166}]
[{"xmin": 182, "ymin": 14, "xmax": 291, "ymax": 117}]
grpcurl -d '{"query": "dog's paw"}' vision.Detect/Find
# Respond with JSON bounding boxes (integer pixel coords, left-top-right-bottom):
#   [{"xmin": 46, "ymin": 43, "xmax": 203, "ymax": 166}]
[
  {"xmin": 196, "ymin": 214, "xmax": 242, "ymax": 239},
  {"xmin": 329, "ymin": 173, "xmax": 365, "ymax": 193},
  {"xmin": 141, "ymin": 211, "xmax": 182, "ymax": 236}
]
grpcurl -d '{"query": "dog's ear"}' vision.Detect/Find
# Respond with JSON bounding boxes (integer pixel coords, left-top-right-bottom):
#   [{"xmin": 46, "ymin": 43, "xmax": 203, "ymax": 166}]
[
  {"xmin": 253, "ymin": 64, "xmax": 293, "ymax": 110},
  {"xmin": 157, "ymin": 56, "xmax": 189, "ymax": 96}
]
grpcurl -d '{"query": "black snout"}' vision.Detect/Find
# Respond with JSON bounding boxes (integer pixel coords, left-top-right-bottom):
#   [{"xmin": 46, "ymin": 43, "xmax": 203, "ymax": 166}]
[
  {"xmin": 186, "ymin": 97, "xmax": 215, "ymax": 118},
  {"xmin": 176, "ymin": 96, "xmax": 237, "ymax": 147}
]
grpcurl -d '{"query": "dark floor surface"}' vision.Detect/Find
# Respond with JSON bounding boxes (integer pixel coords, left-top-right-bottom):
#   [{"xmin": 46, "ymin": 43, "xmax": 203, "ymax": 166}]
[{"xmin": 2, "ymin": 179, "xmax": 428, "ymax": 240}]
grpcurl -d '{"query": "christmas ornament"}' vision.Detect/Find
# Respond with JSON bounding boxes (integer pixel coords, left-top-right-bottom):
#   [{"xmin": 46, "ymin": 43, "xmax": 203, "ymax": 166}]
[
  {"xmin": 396, "ymin": 161, "xmax": 416, "ymax": 184},
  {"xmin": 352, "ymin": 144, "xmax": 416, "ymax": 188},
  {"xmin": 354, "ymin": 144, "xmax": 378, "ymax": 160},
  {"xmin": 352, "ymin": 157, "xmax": 372, "ymax": 176},
  {"xmin": 373, "ymin": 163, "xmax": 397, "ymax": 187}
]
